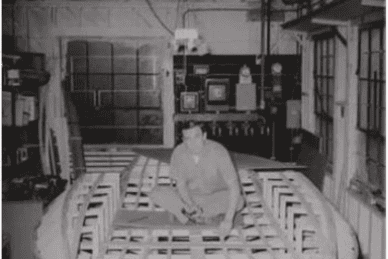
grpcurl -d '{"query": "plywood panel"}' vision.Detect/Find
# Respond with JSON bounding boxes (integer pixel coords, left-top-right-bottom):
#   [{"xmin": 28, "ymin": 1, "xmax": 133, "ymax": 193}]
[
  {"xmin": 369, "ymin": 213, "xmax": 385, "ymax": 259},
  {"xmin": 358, "ymin": 203, "xmax": 371, "ymax": 256}
]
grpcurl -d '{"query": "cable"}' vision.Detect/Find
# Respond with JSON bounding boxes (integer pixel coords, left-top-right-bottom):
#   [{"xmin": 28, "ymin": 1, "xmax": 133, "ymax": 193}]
[
  {"xmin": 144, "ymin": 0, "xmax": 174, "ymax": 36},
  {"xmin": 174, "ymin": 0, "xmax": 181, "ymax": 30}
]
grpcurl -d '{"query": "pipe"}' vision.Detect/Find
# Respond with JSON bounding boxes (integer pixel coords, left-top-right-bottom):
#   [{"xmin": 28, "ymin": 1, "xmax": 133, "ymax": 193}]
[
  {"xmin": 260, "ymin": 0, "xmax": 266, "ymax": 110},
  {"xmin": 182, "ymin": 8, "xmax": 251, "ymax": 28},
  {"xmin": 267, "ymin": 0, "xmax": 271, "ymax": 56},
  {"xmin": 182, "ymin": 7, "xmax": 298, "ymax": 29}
]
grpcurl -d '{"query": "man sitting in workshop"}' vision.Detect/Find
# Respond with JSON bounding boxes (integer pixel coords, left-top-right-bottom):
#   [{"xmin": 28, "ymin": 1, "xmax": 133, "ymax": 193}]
[{"xmin": 149, "ymin": 121, "xmax": 245, "ymax": 236}]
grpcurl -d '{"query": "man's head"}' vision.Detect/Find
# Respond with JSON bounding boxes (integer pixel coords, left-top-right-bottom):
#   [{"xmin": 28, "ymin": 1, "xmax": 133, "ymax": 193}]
[{"xmin": 181, "ymin": 121, "xmax": 207, "ymax": 154}]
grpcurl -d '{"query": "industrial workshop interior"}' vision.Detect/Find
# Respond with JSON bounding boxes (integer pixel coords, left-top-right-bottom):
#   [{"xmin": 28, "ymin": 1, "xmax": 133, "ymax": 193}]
[{"xmin": 1, "ymin": 0, "xmax": 385, "ymax": 258}]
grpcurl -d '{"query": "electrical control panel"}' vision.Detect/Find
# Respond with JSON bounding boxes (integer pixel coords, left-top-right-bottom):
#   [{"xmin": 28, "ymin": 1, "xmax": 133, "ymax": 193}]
[{"xmin": 173, "ymin": 54, "xmax": 301, "ymax": 161}]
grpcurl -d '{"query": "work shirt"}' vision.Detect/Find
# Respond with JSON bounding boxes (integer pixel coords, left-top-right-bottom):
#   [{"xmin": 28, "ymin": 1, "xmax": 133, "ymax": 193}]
[{"xmin": 169, "ymin": 139, "xmax": 241, "ymax": 197}]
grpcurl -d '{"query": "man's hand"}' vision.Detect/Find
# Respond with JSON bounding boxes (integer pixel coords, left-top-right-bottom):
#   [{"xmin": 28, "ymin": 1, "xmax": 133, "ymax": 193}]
[
  {"xmin": 182, "ymin": 203, "xmax": 204, "ymax": 223},
  {"xmin": 219, "ymin": 219, "xmax": 233, "ymax": 237}
]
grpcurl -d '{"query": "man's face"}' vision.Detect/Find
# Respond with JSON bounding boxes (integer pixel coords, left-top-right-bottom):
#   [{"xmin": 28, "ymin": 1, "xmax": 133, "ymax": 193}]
[{"xmin": 182, "ymin": 126, "xmax": 206, "ymax": 154}]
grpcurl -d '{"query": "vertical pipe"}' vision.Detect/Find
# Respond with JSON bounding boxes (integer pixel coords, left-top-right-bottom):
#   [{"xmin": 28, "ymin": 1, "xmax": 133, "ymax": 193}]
[
  {"xmin": 266, "ymin": 0, "xmax": 271, "ymax": 56},
  {"xmin": 260, "ymin": 0, "xmax": 266, "ymax": 110}
]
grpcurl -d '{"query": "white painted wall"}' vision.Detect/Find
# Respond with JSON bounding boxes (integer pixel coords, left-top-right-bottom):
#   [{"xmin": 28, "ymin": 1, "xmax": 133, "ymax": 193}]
[
  {"xmin": 299, "ymin": 18, "xmax": 385, "ymax": 259},
  {"xmin": 3, "ymin": 1, "xmax": 298, "ymax": 148}
]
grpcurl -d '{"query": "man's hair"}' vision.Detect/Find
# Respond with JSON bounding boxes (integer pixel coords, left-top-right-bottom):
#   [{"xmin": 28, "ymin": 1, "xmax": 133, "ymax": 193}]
[{"xmin": 180, "ymin": 120, "xmax": 207, "ymax": 134}]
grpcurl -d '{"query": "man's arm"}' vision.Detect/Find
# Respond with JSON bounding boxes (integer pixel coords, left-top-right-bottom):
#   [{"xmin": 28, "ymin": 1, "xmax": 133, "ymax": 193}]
[
  {"xmin": 217, "ymin": 148, "xmax": 241, "ymax": 223},
  {"xmin": 170, "ymin": 149, "xmax": 196, "ymax": 210}
]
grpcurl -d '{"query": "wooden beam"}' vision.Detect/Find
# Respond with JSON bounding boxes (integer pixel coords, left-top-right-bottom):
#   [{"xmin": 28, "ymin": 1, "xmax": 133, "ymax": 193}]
[
  {"xmin": 311, "ymin": 18, "xmax": 349, "ymax": 27},
  {"xmin": 361, "ymin": 0, "xmax": 385, "ymax": 7}
]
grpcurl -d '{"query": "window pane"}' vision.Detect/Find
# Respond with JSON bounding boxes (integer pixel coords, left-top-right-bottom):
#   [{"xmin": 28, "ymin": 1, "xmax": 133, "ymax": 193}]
[
  {"xmin": 114, "ymin": 75, "xmax": 137, "ymax": 90},
  {"xmin": 114, "ymin": 110, "xmax": 137, "ymax": 126},
  {"xmin": 71, "ymin": 74, "xmax": 87, "ymax": 91},
  {"xmin": 360, "ymin": 54, "xmax": 369, "ymax": 78},
  {"xmin": 114, "ymin": 56, "xmax": 136, "ymax": 74},
  {"xmin": 113, "ymin": 41, "xmax": 136, "ymax": 56},
  {"xmin": 322, "ymin": 40, "xmax": 327, "ymax": 57},
  {"xmin": 68, "ymin": 41, "xmax": 87, "ymax": 56},
  {"xmin": 369, "ymin": 83, "xmax": 375, "ymax": 130},
  {"xmin": 315, "ymin": 117, "xmax": 321, "ymax": 136},
  {"xmin": 88, "ymin": 41, "xmax": 111, "ymax": 56},
  {"xmin": 361, "ymin": 30, "xmax": 369, "ymax": 54},
  {"xmin": 89, "ymin": 57, "xmax": 111, "ymax": 73},
  {"xmin": 322, "ymin": 57, "xmax": 327, "ymax": 76},
  {"xmin": 71, "ymin": 56, "xmax": 87, "ymax": 73},
  {"xmin": 328, "ymin": 57, "xmax": 335, "ymax": 76},
  {"xmin": 89, "ymin": 75, "xmax": 112, "ymax": 90},
  {"xmin": 93, "ymin": 110, "xmax": 114, "ymax": 125},
  {"xmin": 371, "ymin": 53, "xmax": 380, "ymax": 79},
  {"xmin": 371, "ymin": 28, "xmax": 381, "ymax": 52},
  {"xmin": 375, "ymin": 83, "xmax": 382, "ymax": 131},
  {"xmin": 113, "ymin": 91, "xmax": 138, "ymax": 108},
  {"xmin": 315, "ymin": 81, "xmax": 322, "ymax": 113},
  {"xmin": 139, "ymin": 56, "xmax": 157, "ymax": 74},
  {"xmin": 138, "ymin": 128, "xmax": 163, "ymax": 144},
  {"xmin": 321, "ymin": 77, "xmax": 327, "ymax": 95},
  {"xmin": 315, "ymin": 43, "xmax": 321, "ymax": 74},
  {"xmin": 139, "ymin": 110, "xmax": 163, "ymax": 126},
  {"xmin": 322, "ymin": 95, "xmax": 327, "ymax": 113},
  {"xmin": 328, "ymin": 38, "xmax": 334, "ymax": 56},
  {"xmin": 139, "ymin": 76, "xmax": 157, "ymax": 90},
  {"xmin": 139, "ymin": 91, "xmax": 161, "ymax": 108},
  {"xmin": 359, "ymin": 81, "xmax": 368, "ymax": 129},
  {"xmin": 114, "ymin": 129, "xmax": 138, "ymax": 144}
]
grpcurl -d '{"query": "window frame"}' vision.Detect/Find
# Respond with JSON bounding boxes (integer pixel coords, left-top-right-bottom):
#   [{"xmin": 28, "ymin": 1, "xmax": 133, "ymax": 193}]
[
  {"xmin": 313, "ymin": 32, "xmax": 336, "ymax": 169},
  {"xmin": 356, "ymin": 21, "xmax": 385, "ymax": 196}
]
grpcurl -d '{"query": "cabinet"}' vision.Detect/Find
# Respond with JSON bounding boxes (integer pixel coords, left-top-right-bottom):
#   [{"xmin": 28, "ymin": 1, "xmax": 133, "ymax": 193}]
[{"xmin": 2, "ymin": 52, "xmax": 49, "ymax": 179}]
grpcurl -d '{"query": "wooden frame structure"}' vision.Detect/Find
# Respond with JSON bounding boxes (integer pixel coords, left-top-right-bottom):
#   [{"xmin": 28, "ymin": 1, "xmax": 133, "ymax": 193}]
[{"xmin": 36, "ymin": 146, "xmax": 359, "ymax": 259}]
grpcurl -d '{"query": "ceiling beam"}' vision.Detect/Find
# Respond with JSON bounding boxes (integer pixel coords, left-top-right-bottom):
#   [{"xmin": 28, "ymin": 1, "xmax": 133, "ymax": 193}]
[
  {"xmin": 311, "ymin": 18, "xmax": 349, "ymax": 27},
  {"xmin": 361, "ymin": 0, "xmax": 385, "ymax": 7}
]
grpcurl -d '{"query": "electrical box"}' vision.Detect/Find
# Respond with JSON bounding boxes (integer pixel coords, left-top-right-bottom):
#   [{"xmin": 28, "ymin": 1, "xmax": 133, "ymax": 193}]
[
  {"xmin": 236, "ymin": 83, "xmax": 257, "ymax": 111},
  {"xmin": 286, "ymin": 100, "xmax": 301, "ymax": 129}
]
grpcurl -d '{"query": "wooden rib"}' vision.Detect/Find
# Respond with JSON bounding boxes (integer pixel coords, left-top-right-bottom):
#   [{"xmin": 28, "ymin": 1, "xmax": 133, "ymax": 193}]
[
  {"xmin": 240, "ymin": 174, "xmax": 278, "ymax": 259},
  {"xmin": 249, "ymin": 171, "xmax": 303, "ymax": 259},
  {"xmin": 70, "ymin": 173, "xmax": 104, "ymax": 259},
  {"xmin": 100, "ymin": 156, "xmax": 141, "ymax": 259},
  {"xmin": 109, "ymin": 241, "xmax": 271, "ymax": 250},
  {"xmin": 281, "ymin": 171, "xmax": 337, "ymax": 258}
]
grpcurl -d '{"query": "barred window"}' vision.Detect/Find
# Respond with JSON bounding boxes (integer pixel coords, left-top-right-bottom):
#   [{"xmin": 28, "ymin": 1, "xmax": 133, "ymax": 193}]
[
  {"xmin": 357, "ymin": 22, "xmax": 385, "ymax": 194},
  {"xmin": 314, "ymin": 33, "xmax": 336, "ymax": 170}
]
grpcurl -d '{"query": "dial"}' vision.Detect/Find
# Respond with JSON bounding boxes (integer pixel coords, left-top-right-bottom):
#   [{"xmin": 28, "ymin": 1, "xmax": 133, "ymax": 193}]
[{"xmin": 272, "ymin": 63, "xmax": 282, "ymax": 74}]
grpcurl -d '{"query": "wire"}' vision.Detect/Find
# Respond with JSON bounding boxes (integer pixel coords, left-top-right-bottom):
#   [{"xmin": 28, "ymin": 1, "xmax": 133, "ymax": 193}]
[
  {"xmin": 174, "ymin": 0, "xmax": 181, "ymax": 30},
  {"xmin": 144, "ymin": 0, "xmax": 174, "ymax": 36}
]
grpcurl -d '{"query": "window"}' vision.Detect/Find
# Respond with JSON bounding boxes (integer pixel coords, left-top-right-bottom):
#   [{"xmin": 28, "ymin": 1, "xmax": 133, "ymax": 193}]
[
  {"xmin": 67, "ymin": 39, "xmax": 163, "ymax": 144},
  {"xmin": 357, "ymin": 22, "xmax": 385, "ymax": 195},
  {"xmin": 314, "ymin": 34, "xmax": 336, "ymax": 171}
]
